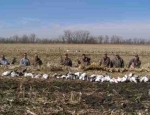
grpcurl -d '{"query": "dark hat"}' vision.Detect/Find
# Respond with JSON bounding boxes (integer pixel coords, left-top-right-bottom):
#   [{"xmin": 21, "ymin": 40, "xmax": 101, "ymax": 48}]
[
  {"xmin": 135, "ymin": 54, "xmax": 139, "ymax": 57},
  {"xmin": 82, "ymin": 54, "xmax": 85, "ymax": 56},
  {"xmin": 24, "ymin": 53, "xmax": 27, "ymax": 55},
  {"xmin": 65, "ymin": 53, "xmax": 68, "ymax": 56}
]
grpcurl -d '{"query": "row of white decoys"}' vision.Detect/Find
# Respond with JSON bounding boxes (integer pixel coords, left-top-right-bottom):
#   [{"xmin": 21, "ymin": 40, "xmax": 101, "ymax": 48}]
[
  {"xmin": 52, "ymin": 72, "xmax": 150, "ymax": 83},
  {"xmin": 2, "ymin": 70, "xmax": 49, "ymax": 79},
  {"xmin": 1, "ymin": 70, "xmax": 150, "ymax": 83}
]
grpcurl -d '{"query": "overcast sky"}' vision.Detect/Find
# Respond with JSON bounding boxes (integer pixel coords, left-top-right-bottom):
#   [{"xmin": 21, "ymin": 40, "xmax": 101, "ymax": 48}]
[{"xmin": 0, "ymin": 0, "xmax": 150, "ymax": 39}]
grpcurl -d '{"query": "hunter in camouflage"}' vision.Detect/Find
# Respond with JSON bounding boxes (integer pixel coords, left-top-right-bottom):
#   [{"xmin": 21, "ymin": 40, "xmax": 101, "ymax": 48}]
[
  {"xmin": 110, "ymin": 54, "xmax": 124, "ymax": 68},
  {"xmin": 99, "ymin": 53, "xmax": 111, "ymax": 67},
  {"xmin": 78, "ymin": 54, "xmax": 91, "ymax": 66},
  {"xmin": 128, "ymin": 55, "xmax": 141, "ymax": 68},
  {"xmin": 62, "ymin": 53, "xmax": 72, "ymax": 67}
]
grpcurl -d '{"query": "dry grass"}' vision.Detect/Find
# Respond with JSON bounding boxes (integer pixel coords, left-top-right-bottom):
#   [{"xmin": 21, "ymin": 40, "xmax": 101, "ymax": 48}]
[
  {"xmin": 0, "ymin": 44, "xmax": 150, "ymax": 114},
  {"xmin": 0, "ymin": 44, "xmax": 150, "ymax": 76}
]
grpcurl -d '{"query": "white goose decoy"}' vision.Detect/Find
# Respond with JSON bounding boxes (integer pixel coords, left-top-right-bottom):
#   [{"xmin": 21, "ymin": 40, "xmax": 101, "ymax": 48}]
[
  {"xmin": 11, "ymin": 71, "xmax": 19, "ymax": 77},
  {"xmin": 100, "ymin": 75, "xmax": 110, "ymax": 82},
  {"xmin": 121, "ymin": 76, "xmax": 127, "ymax": 82},
  {"xmin": 124, "ymin": 74, "xmax": 128, "ymax": 79},
  {"xmin": 114, "ymin": 78, "xmax": 118, "ymax": 83},
  {"xmin": 110, "ymin": 78, "xmax": 118, "ymax": 83},
  {"xmin": 74, "ymin": 72, "xmax": 81, "ymax": 77},
  {"xmin": 101, "ymin": 77, "xmax": 106, "ymax": 82},
  {"xmin": 53, "ymin": 73, "xmax": 60, "ymax": 79},
  {"xmin": 133, "ymin": 74, "xmax": 139, "ymax": 78},
  {"xmin": 55, "ymin": 74, "xmax": 62, "ymax": 79},
  {"xmin": 42, "ymin": 74, "xmax": 49, "ymax": 79},
  {"xmin": 24, "ymin": 73, "xmax": 34, "ymax": 78},
  {"xmin": 89, "ymin": 74, "xmax": 96, "ymax": 82},
  {"xmin": 90, "ymin": 74, "xmax": 96, "ymax": 78},
  {"xmin": 104, "ymin": 75, "xmax": 111, "ymax": 82},
  {"xmin": 61, "ymin": 75, "xmax": 67, "ymax": 79},
  {"xmin": 124, "ymin": 74, "xmax": 130, "ymax": 82},
  {"xmin": 66, "ymin": 74, "xmax": 70, "ymax": 79},
  {"xmin": 129, "ymin": 77, "xmax": 137, "ymax": 83},
  {"xmin": 68, "ymin": 72, "xmax": 78, "ymax": 80},
  {"xmin": 66, "ymin": 73, "xmax": 76, "ymax": 79},
  {"xmin": 117, "ymin": 77, "xmax": 122, "ymax": 82},
  {"xmin": 79, "ymin": 73, "xmax": 87, "ymax": 80},
  {"xmin": 140, "ymin": 76, "xmax": 149, "ymax": 82},
  {"xmin": 109, "ymin": 79, "xmax": 114, "ymax": 83},
  {"xmin": 95, "ymin": 75, "xmax": 103, "ymax": 82},
  {"xmin": 66, "ymin": 72, "xmax": 73, "ymax": 79},
  {"xmin": 56, "ymin": 75, "xmax": 61, "ymax": 79},
  {"xmin": 34, "ymin": 74, "xmax": 42, "ymax": 78},
  {"xmin": 109, "ymin": 78, "xmax": 115, "ymax": 83},
  {"xmin": 2, "ymin": 71, "xmax": 12, "ymax": 76}
]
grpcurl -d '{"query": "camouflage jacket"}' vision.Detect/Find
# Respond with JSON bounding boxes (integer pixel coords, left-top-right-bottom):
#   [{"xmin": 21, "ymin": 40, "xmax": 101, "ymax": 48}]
[
  {"xmin": 100, "ymin": 57, "xmax": 111, "ymax": 67},
  {"xmin": 128, "ymin": 59, "xmax": 141, "ymax": 68},
  {"xmin": 33, "ymin": 58, "xmax": 43, "ymax": 66},
  {"xmin": 82, "ymin": 57, "xmax": 91, "ymax": 66},
  {"xmin": 63, "ymin": 58, "xmax": 72, "ymax": 67},
  {"xmin": 111, "ymin": 58, "xmax": 124, "ymax": 68}
]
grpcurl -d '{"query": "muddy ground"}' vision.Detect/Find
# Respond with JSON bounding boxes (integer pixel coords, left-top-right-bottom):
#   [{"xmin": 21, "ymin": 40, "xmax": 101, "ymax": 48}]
[{"xmin": 0, "ymin": 77, "xmax": 149, "ymax": 115}]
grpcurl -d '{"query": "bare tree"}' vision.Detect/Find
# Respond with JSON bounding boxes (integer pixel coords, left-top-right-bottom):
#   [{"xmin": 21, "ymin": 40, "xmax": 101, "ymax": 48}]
[
  {"xmin": 104, "ymin": 35, "xmax": 109, "ymax": 44},
  {"xmin": 29, "ymin": 33, "xmax": 36, "ymax": 43},
  {"xmin": 64, "ymin": 30, "xmax": 72, "ymax": 43},
  {"xmin": 97, "ymin": 35, "xmax": 103, "ymax": 44},
  {"xmin": 0, "ymin": 30, "xmax": 149, "ymax": 44},
  {"xmin": 21, "ymin": 35, "xmax": 29, "ymax": 43},
  {"xmin": 12, "ymin": 35, "xmax": 19, "ymax": 43}
]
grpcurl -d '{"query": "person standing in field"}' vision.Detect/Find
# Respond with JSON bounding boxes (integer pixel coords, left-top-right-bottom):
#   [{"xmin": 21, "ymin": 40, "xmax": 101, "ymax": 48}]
[
  {"xmin": 110, "ymin": 54, "xmax": 124, "ymax": 68},
  {"xmin": 33, "ymin": 54, "xmax": 43, "ymax": 66},
  {"xmin": 128, "ymin": 55, "xmax": 141, "ymax": 68},
  {"xmin": 78, "ymin": 54, "xmax": 91, "ymax": 66},
  {"xmin": 20, "ymin": 53, "xmax": 30, "ymax": 66},
  {"xmin": 62, "ymin": 53, "xmax": 72, "ymax": 67},
  {"xmin": 99, "ymin": 53, "xmax": 111, "ymax": 67},
  {"xmin": 0, "ymin": 55, "xmax": 9, "ymax": 65}
]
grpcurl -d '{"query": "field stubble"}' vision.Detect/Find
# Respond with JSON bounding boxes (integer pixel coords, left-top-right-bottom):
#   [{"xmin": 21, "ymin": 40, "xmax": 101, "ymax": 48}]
[
  {"xmin": 0, "ymin": 44, "xmax": 150, "ymax": 115},
  {"xmin": 0, "ymin": 44, "xmax": 150, "ymax": 76}
]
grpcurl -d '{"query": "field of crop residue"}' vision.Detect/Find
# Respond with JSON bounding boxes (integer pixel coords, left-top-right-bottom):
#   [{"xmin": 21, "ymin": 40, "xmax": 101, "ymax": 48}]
[{"xmin": 0, "ymin": 44, "xmax": 150, "ymax": 115}]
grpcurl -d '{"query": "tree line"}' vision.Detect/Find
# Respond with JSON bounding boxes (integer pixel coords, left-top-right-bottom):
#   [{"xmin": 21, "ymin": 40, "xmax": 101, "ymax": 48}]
[{"xmin": 0, "ymin": 30, "xmax": 149, "ymax": 44}]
